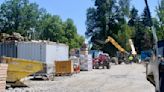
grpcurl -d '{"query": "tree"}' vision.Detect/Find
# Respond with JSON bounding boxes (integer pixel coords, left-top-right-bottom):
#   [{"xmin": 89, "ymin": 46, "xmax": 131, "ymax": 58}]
[
  {"xmin": 0, "ymin": 0, "xmax": 84, "ymax": 49},
  {"xmin": 0, "ymin": 0, "xmax": 44, "ymax": 36},
  {"xmin": 118, "ymin": 0, "xmax": 130, "ymax": 17},
  {"xmin": 39, "ymin": 14, "xmax": 64, "ymax": 42},
  {"xmin": 86, "ymin": 0, "xmax": 132, "ymax": 56},
  {"xmin": 64, "ymin": 18, "xmax": 84, "ymax": 49},
  {"xmin": 128, "ymin": 0, "xmax": 154, "ymax": 53},
  {"xmin": 128, "ymin": 6, "xmax": 139, "ymax": 26},
  {"xmin": 156, "ymin": 0, "xmax": 164, "ymax": 40},
  {"xmin": 85, "ymin": 7, "xmax": 96, "ymax": 37},
  {"xmin": 38, "ymin": 15, "xmax": 84, "ymax": 49}
]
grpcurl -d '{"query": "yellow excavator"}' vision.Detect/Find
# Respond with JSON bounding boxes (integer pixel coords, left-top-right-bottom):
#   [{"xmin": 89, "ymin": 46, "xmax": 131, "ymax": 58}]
[
  {"xmin": 105, "ymin": 36, "xmax": 126, "ymax": 53},
  {"xmin": 105, "ymin": 36, "xmax": 137, "ymax": 64}
]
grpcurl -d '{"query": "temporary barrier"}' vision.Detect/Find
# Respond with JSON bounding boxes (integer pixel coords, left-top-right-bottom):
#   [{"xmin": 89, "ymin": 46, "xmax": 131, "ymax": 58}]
[{"xmin": 1, "ymin": 57, "xmax": 43, "ymax": 87}]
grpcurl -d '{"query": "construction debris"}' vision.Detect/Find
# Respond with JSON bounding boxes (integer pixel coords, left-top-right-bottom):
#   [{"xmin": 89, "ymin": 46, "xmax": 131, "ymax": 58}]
[{"xmin": 0, "ymin": 32, "xmax": 25, "ymax": 42}]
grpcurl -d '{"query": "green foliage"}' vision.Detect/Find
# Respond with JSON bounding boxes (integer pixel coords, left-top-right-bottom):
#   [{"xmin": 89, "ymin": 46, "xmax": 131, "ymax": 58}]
[
  {"xmin": 0, "ymin": 0, "xmax": 44, "ymax": 35},
  {"xmin": 155, "ymin": 0, "xmax": 164, "ymax": 40},
  {"xmin": 86, "ymin": 0, "xmax": 164, "ymax": 55},
  {"xmin": 0, "ymin": 0, "xmax": 84, "ymax": 49},
  {"xmin": 86, "ymin": 0, "xmax": 132, "ymax": 56},
  {"xmin": 128, "ymin": 3, "xmax": 154, "ymax": 53},
  {"xmin": 63, "ymin": 19, "xmax": 85, "ymax": 49}
]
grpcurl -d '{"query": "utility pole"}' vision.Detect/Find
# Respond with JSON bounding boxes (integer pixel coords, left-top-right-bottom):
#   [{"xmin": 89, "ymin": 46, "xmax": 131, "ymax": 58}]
[
  {"xmin": 144, "ymin": 0, "xmax": 158, "ymax": 55},
  {"xmin": 144, "ymin": 0, "xmax": 160, "ymax": 92}
]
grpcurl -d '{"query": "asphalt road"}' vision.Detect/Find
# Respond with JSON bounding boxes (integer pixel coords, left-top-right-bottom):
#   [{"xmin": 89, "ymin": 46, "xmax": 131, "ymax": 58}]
[{"xmin": 6, "ymin": 64, "xmax": 155, "ymax": 92}]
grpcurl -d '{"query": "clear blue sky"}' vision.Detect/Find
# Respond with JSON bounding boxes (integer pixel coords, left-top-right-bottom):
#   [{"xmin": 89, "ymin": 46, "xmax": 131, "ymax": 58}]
[{"xmin": 0, "ymin": 0, "xmax": 159, "ymax": 36}]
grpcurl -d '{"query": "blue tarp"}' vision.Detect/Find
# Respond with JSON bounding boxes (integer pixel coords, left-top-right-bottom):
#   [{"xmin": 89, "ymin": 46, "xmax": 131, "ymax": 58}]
[{"xmin": 141, "ymin": 50, "xmax": 153, "ymax": 61}]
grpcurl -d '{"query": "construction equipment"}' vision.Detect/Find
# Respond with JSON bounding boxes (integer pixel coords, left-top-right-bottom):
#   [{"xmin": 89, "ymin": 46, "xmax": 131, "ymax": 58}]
[
  {"xmin": 0, "ymin": 57, "xmax": 43, "ymax": 87},
  {"xmin": 105, "ymin": 36, "xmax": 139, "ymax": 64},
  {"xmin": 129, "ymin": 39, "xmax": 137, "ymax": 55},
  {"xmin": 92, "ymin": 53, "xmax": 111, "ymax": 69},
  {"xmin": 105, "ymin": 36, "xmax": 126, "ymax": 53},
  {"xmin": 105, "ymin": 36, "xmax": 130, "ymax": 64}
]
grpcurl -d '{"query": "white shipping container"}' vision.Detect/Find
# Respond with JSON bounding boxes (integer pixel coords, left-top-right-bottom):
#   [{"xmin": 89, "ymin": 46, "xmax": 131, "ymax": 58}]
[
  {"xmin": 79, "ymin": 54, "xmax": 92, "ymax": 71},
  {"xmin": 17, "ymin": 41, "xmax": 69, "ymax": 75},
  {"xmin": 55, "ymin": 43, "xmax": 69, "ymax": 61}
]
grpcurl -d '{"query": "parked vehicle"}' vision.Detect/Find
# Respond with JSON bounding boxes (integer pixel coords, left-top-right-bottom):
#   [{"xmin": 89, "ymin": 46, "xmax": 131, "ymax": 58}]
[{"xmin": 93, "ymin": 54, "xmax": 111, "ymax": 69}]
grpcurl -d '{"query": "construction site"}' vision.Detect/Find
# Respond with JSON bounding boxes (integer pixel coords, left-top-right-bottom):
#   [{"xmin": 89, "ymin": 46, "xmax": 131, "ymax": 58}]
[
  {"xmin": 0, "ymin": 30, "xmax": 160, "ymax": 92},
  {"xmin": 0, "ymin": 0, "xmax": 164, "ymax": 92}
]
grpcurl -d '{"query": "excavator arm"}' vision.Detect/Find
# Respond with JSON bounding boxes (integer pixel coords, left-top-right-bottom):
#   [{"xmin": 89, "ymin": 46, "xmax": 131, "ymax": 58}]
[{"xmin": 105, "ymin": 36, "xmax": 126, "ymax": 53}]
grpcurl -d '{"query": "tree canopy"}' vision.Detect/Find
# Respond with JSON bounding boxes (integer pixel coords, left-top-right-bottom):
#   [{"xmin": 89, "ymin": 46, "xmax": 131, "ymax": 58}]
[
  {"xmin": 0, "ymin": 0, "xmax": 84, "ymax": 49},
  {"xmin": 86, "ymin": 0, "xmax": 164, "ymax": 55}
]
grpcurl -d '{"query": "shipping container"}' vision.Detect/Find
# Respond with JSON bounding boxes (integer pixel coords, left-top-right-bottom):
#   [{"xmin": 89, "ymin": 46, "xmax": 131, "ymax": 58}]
[
  {"xmin": 17, "ymin": 41, "xmax": 69, "ymax": 75},
  {"xmin": 0, "ymin": 42, "xmax": 17, "ymax": 58},
  {"xmin": 17, "ymin": 42, "xmax": 46, "ymax": 62},
  {"xmin": 55, "ymin": 44, "xmax": 69, "ymax": 61},
  {"xmin": 0, "ymin": 41, "xmax": 69, "ymax": 76}
]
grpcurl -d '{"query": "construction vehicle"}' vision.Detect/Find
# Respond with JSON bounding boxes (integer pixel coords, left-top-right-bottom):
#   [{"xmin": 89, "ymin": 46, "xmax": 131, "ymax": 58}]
[
  {"xmin": 92, "ymin": 53, "xmax": 111, "ymax": 69},
  {"xmin": 0, "ymin": 56, "xmax": 43, "ymax": 87},
  {"xmin": 105, "ymin": 36, "xmax": 137, "ymax": 64},
  {"xmin": 95, "ymin": 36, "xmax": 137, "ymax": 64},
  {"xmin": 129, "ymin": 39, "xmax": 137, "ymax": 55}
]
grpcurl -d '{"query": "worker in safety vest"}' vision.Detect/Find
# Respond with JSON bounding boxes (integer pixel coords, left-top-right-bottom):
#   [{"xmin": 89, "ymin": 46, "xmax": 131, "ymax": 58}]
[{"xmin": 128, "ymin": 55, "xmax": 133, "ymax": 64}]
